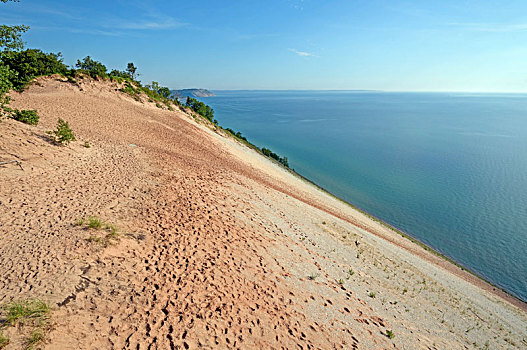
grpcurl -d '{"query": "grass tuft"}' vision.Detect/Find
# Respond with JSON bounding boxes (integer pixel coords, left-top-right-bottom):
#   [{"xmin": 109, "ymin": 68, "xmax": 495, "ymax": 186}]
[
  {"xmin": 386, "ymin": 330, "xmax": 394, "ymax": 339},
  {"xmin": 76, "ymin": 216, "xmax": 120, "ymax": 245},
  {"xmin": 368, "ymin": 292, "xmax": 376, "ymax": 298},
  {"xmin": 308, "ymin": 273, "xmax": 319, "ymax": 281},
  {"xmin": 0, "ymin": 332, "xmax": 8, "ymax": 349},
  {"xmin": 3, "ymin": 300, "xmax": 49, "ymax": 326},
  {"xmin": 26, "ymin": 329, "xmax": 44, "ymax": 348},
  {"xmin": 87, "ymin": 217, "xmax": 102, "ymax": 230}
]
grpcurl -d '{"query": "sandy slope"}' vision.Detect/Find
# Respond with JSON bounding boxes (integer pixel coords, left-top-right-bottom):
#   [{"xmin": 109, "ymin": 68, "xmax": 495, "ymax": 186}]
[{"xmin": 0, "ymin": 76, "xmax": 525, "ymax": 349}]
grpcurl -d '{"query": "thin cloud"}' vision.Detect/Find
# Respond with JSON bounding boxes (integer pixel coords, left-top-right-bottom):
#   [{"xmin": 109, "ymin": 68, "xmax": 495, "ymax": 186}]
[
  {"xmin": 288, "ymin": 48, "xmax": 318, "ymax": 57},
  {"xmin": 448, "ymin": 22, "xmax": 527, "ymax": 33},
  {"xmin": 111, "ymin": 17, "xmax": 187, "ymax": 30},
  {"xmin": 68, "ymin": 28, "xmax": 126, "ymax": 37}
]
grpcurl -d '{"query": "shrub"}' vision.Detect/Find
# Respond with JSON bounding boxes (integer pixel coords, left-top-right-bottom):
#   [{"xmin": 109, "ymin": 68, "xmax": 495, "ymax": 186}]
[
  {"xmin": 261, "ymin": 147, "xmax": 289, "ymax": 167},
  {"xmin": 109, "ymin": 69, "xmax": 132, "ymax": 81},
  {"xmin": 0, "ymin": 64, "xmax": 14, "ymax": 108},
  {"xmin": 185, "ymin": 96, "xmax": 214, "ymax": 121},
  {"xmin": 386, "ymin": 330, "xmax": 394, "ymax": 339},
  {"xmin": 75, "ymin": 56, "xmax": 107, "ymax": 79},
  {"xmin": 11, "ymin": 109, "xmax": 39, "ymax": 125},
  {"xmin": 0, "ymin": 49, "xmax": 69, "ymax": 90},
  {"xmin": 120, "ymin": 81, "xmax": 141, "ymax": 100},
  {"xmin": 49, "ymin": 118, "xmax": 75, "ymax": 145}
]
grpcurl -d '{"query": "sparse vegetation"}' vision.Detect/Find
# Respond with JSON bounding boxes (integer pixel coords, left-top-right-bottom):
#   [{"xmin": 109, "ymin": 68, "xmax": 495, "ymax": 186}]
[
  {"xmin": 308, "ymin": 273, "xmax": 319, "ymax": 280},
  {"xmin": 348, "ymin": 268, "xmax": 355, "ymax": 276},
  {"xmin": 224, "ymin": 127, "xmax": 248, "ymax": 141},
  {"xmin": 3, "ymin": 300, "xmax": 49, "ymax": 326},
  {"xmin": 87, "ymin": 216, "xmax": 102, "ymax": 230},
  {"xmin": 48, "ymin": 118, "xmax": 75, "ymax": 145},
  {"xmin": 0, "ymin": 332, "xmax": 8, "ymax": 348},
  {"xmin": 75, "ymin": 56, "xmax": 107, "ymax": 79},
  {"xmin": 76, "ymin": 216, "xmax": 120, "ymax": 245},
  {"xmin": 337, "ymin": 279, "xmax": 344, "ymax": 285},
  {"xmin": 185, "ymin": 96, "xmax": 215, "ymax": 122},
  {"xmin": 84, "ymin": 141, "xmax": 90, "ymax": 148},
  {"xmin": 10, "ymin": 109, "xmax": 39, "ymax": 125},
  {"xmin": 369, "ymin": 292, "xmax": 376, "ymax": 298},
  {"xmin": 386, "ymin": 330, "xmax": 394, "ymax": 339},
  {"xmin": 27, "ymin": 329, "xmax": 44, "ymax": 348},
  {"xmin": 261, "ymin": 147, "xmax": 289, "ymax": 167}
]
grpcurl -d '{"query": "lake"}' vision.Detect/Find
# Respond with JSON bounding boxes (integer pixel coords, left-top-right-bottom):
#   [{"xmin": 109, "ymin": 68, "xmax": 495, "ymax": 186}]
[{"xmin": 202, "ymin": 90, "xmax": 527, "ymax": 302}]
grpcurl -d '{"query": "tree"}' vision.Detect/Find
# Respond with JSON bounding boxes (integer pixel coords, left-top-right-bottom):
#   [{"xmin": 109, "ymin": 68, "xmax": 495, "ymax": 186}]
[
  {"xmin": 1, "ymin": 49, "xmax": 68, "ymax": 89},
  {"xmin": 126, "ymin": 62, "xmax": 137, "ymax": 80},
  {"xmin": 0, "ymin": 64, "xmax": 14, "ymax": 107},
  {"xmin": 75, "ymin": 56, "xmax": 107, "ymax": 78},
  {"xmin": 158, "ymin": 87, "xmax": 171, "ymax": 99},
  {"xmin": 1, "ymin": 0, "xmax": 28, "ymax": 51},
  {"xmin": 0, "ymin": 24, "xmax": 29, "ymax": 51},
  {"xmin": 1, "ymin": 0, "xmax": 28, "ymax": 112},
  {"xmin": 109, "ymin": 69, "xmax": 132, "ymax": 80}
]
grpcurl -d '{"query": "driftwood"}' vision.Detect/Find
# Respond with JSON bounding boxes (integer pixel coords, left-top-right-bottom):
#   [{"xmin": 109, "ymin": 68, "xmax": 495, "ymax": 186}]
[{"xmin": 0, "ymin": 160, "xmax": 24, "ymax": 170}]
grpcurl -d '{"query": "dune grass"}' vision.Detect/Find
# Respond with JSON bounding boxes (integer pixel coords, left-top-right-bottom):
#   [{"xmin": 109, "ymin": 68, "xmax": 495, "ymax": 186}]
[{"xmin": 3, "ymin": 300, "xmax": 49, "ymax": 326}]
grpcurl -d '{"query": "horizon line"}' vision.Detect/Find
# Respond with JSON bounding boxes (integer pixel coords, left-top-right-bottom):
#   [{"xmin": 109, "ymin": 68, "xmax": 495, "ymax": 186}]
[{"xmin": 183, "ymin": 88, "xmax": 527, "ymax": 94}]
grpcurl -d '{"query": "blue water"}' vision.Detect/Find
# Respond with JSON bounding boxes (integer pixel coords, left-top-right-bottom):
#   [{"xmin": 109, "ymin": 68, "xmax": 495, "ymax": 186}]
[{"xmin": 202, "ymin": 91, "xmax": 527, "ymax": 302}]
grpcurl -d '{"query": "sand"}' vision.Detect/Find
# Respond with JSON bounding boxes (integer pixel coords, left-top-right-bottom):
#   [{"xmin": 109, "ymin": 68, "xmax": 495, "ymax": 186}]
[{"xmin": 0, "ymin": 75, "xmax": 525, "ymax": 349}]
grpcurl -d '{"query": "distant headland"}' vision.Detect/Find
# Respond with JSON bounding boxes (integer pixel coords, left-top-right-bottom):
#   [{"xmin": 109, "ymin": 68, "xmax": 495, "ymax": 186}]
[{"xmin": 171, "ymin": 88, "xmax": 215, "ymax": 98}]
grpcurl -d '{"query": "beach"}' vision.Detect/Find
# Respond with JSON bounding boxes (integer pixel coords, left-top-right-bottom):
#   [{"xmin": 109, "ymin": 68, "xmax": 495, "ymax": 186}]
[{"xmin": 0, "ymin": 75, "xmax": 526, "ymax": 349}]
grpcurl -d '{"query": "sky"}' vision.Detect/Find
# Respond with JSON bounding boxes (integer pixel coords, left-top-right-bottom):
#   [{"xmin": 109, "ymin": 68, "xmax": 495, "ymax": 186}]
[{"xmin": 1, "ymin": 0, "xmax": 527, "ymax": 91}]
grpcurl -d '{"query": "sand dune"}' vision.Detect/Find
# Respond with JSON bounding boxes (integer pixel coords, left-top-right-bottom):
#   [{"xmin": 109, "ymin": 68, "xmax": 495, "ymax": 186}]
[{"xmin": 0, "ymin": 76, "xmax": 525, "ymax": 349}]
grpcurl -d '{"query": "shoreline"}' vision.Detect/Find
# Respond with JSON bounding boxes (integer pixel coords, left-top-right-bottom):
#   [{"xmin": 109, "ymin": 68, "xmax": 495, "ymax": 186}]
[{"xmin": 222, "ymin": 130, "xmax": 527, "ymax": 313}]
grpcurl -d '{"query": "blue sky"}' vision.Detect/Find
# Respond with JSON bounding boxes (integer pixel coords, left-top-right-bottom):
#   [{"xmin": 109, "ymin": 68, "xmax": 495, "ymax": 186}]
[{"xmin": 1, "ymin": 0, "xmax": 527, "ymax": 91}]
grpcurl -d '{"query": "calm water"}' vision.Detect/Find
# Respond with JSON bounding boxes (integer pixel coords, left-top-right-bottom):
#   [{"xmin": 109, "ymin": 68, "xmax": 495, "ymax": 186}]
[{"xmin": 202, "ymin": 91, "xmax": 527, "ymax": 302}]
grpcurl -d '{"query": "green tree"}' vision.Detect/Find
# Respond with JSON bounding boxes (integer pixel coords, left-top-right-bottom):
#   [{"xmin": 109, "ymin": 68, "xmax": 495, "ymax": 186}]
[
  {"xmin": 0, "ymin": 64, "xmax": 14, "ymax": 108},
  {"xmin": 126, "ymin": 62, "xmax": 137, "ymax": 80},
  {"xmin": 0, "ymin": 24, "xmax": 29, "ymax": 51},
  {"xmin": 109, "ymin": 69, "xmax": 132, "ymax": 80},
  {"xmin": 75, "ymin": 56, "xmax": 107, "ymax": 78},
  {"xmin": 0, "ymin": 49, "xmax": 68, "ymax": 89},
  {"xmin": 158, "ymin": 86, "xmax": 171, "ymax": 99},
  {"xmin": 1, "ymin": 0, "xmax": 29, "ymax": 113}
]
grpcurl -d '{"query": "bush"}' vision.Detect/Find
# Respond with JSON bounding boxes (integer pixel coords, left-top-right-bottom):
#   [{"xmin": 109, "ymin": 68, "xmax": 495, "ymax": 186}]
[
  {"xmin": 261, "ymin": 147, "xmax": 289, "ymax": 167},
  {"xmin": 0, "ymin": 64, "xmax": 14, "ymax": 107},
  {"xmin": 75, "ymin": 56, "xmax": 107, "ymax": 79},
  {"xmin": 185, "ymin": 96, "xmax": 214, "ymax": 121},
  {"xmin": 224, "ymin": 128, "xmax": 248, "ymax": 141},
  {"xmin": 109, "ymin": 69, "xmax": 132, "ymax": 81},
  {"xmin": 11, "ymin": 109, "xmax": 38, "ymax": 125},
  {"xmin": 49, "ymin": 118, "xmax": 75, "ymax": 145},
  {"xmin": 0, "ymin": 49, "xmax": 69, "ymax": 90}
]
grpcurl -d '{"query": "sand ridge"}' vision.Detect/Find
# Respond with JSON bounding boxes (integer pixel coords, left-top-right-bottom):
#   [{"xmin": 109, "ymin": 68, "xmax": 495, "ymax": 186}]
[{"xmin": 0, "ymin": 76, "xmax": 526, "ymax": 349}]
